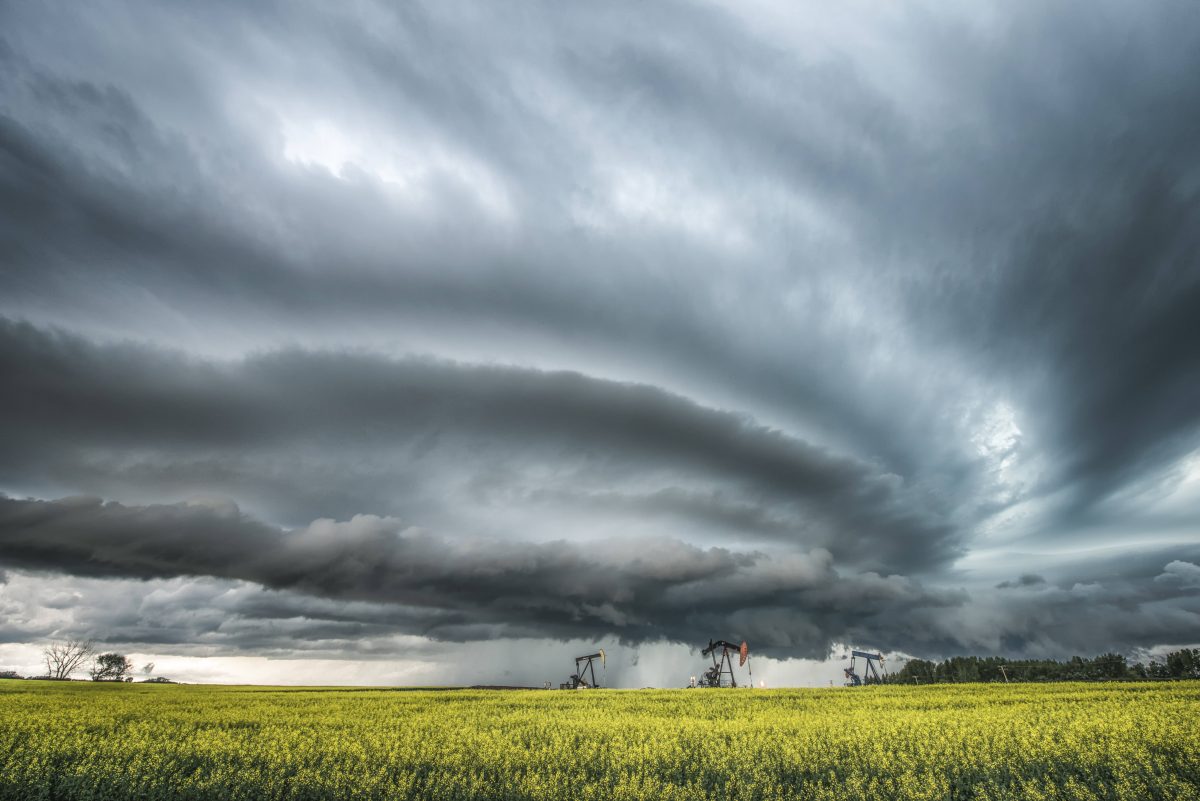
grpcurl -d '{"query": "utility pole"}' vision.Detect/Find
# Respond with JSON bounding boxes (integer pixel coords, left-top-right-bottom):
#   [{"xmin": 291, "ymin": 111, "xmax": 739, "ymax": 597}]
[{"xmin": 999, "ymin": 665, "xmax": 1009, "ymax": 683}]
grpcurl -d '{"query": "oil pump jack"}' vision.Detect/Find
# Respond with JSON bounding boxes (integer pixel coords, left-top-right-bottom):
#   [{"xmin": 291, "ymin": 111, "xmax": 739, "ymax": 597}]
[
  {"xmin": 693, "ymin": 640, "xmax": 751, "ymax": 687},
  {"xmin": 560, "ymin": 650, "xmax": 605, "ymax": 689},
  {"xmin": 843, "ymin": 650, "xmax": 886, "ymax": 686}
]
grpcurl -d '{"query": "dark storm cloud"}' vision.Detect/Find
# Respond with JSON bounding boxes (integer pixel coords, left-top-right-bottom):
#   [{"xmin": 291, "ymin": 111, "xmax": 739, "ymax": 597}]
[
  {"xmin": 0, "ymin": 494, "xmax": 962, "ymax": 657},
  {"xmin": 995, "ymin": 574, "xmax": 1045, "ymax": 590},
  {"xmin": 0, "ymin": 570, "xmax": 453, "ymax": 659},
  {"xmin": 902, "ymin": 165, "xmax": 1200, "ymax": 518},
  {"xmin": 3, "ymin": 495, "xmax": 1196, "ymax": 660},
  {"xmin": 881, "ymin": 5, "xmax": 1200, "ymax": 513},
  {"xmin": 1, "ymin": 0, "xmax": 1199, "ymax": 667},
  {"xmin": 1, "ymin": 0, "xmax": 1194, "ymax": 523},
  {"xmin": 0, "ymin": 318, "xmax": 955, "ymax": 571},
  {"xmin": 0, "ymin": 2, "xmax": 993, "ymax": 494}
]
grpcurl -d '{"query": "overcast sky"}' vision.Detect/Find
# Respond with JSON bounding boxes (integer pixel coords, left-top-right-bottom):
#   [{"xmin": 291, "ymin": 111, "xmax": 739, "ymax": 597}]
[{"xmin": 1, "ymin": 0, "xmax": 1198, "ymax": 687}]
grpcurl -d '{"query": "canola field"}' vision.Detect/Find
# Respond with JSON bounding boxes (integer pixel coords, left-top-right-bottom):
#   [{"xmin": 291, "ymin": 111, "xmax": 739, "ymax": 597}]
[{"xmin": 1, "ymin": 680, "xmax": 1197, "ymax": 801}]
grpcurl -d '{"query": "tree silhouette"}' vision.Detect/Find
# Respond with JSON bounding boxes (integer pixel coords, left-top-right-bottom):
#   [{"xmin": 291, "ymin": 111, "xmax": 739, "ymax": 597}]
[
  {"xmin": 42, "ymin": 639, "xmax": 94, "ymax": 679},
  {"xmin": 90, "ymin": 653, "xmax": 134, "ymax": 682}
]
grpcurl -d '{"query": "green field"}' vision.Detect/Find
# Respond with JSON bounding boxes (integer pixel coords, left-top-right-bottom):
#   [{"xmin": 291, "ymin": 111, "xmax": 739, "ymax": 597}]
[{"xmin": 1, "ymin": 680, "xmax": 1197, "ymax": 800}]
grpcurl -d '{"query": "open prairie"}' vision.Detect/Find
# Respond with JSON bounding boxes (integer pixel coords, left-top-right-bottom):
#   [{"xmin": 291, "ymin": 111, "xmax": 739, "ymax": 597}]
[{"xmin": 2, "ymin": 680, "xmax": 1197, "ymax": 800}]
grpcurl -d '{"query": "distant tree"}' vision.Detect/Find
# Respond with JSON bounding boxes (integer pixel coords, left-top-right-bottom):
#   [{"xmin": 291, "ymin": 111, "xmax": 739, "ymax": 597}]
[
  {"xmin": 42, "ymin": 639, "xmax": 94, "ymax": 680},
  {"xmin": 1165, "ymin": 648, "xmax": 1200, "ymax": 679},
  {"xmin": 885, "ymin": 650, "xmax": 1198, "ymax": 685},
  {"xmin": 891, "ymin": 658, "xmax": 937, "ymax": 684},
  {"xmin": 0, "ymin": 670, "xmax": 22, "ymax": 680},
  {"xmin": 90, "ymin": 653, "xmax": 134, "ymax": 682},
  {"xmin": 1091, "ymin": 653, "xmax": 1129, "ymax": 679}
]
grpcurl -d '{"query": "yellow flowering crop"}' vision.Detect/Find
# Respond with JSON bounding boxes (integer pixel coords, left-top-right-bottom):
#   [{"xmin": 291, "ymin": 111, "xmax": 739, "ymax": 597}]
[{"xmin": 1, "ymin": 680, "xmax": 1196, "ymax": 800}]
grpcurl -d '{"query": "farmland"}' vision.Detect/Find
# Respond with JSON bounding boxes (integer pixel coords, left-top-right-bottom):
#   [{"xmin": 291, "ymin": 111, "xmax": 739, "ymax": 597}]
[{"xmin": 1, "ymin": 680, "xmax": 1197, "ymax": 800}]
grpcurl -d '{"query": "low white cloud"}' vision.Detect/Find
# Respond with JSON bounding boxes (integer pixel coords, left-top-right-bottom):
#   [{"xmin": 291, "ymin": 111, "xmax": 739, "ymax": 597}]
[{"xmin": 1156, "ymin": 560, "xmax": 1200, "ymax": 590}]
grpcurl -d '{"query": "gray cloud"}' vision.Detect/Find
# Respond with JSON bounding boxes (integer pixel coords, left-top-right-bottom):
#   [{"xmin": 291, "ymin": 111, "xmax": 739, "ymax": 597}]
[
  {"xmin": 1157, "ymin": 560, "xmax": 1200, "ymax": 591},
  {"xmin": 0, "ymin": 494, "xmax": 963, "ymax": 657},
  {"xmin": 4, "ymin": 495, "xmax": 1194, "ymax": 663},
  {"xmin": 0, "ymin": 3, "xmax": 1001, "ymax": 490},
  {"xmin": 4, "ymin": 497, "xmax": 1197, "ymax": 672},
  {"xmin": 995, "ymin": 574, "xmax": 1045, "ymax": 590},
  {"xmin": 0, "ymin": 318, "xmax": 956, "ymax": 572},
  {"xmin": 2, "ymin": 1, "xmax": 1194, "ymax": 523}
]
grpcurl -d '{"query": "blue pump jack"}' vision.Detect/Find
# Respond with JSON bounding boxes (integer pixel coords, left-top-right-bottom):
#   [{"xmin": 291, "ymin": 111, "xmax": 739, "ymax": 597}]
[{"xmin": 843, "ymin": 650, "xmax": 886, "ymax": 686}]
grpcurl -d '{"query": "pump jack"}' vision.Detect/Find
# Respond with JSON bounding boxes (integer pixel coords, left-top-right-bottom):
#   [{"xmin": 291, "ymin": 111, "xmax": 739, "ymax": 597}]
[
  {"xmin": 560, "ymin": 650, "xmax": 605, "ymax": 689},
  {"xmin": 694, "ymin": 640, "xmax": 751, "ymax": 687},
  {"xmin": 843, "ymin": 650, "xmax": 886, "ymax": 686}
]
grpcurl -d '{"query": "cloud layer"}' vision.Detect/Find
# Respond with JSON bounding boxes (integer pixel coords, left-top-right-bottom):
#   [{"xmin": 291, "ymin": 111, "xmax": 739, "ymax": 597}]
[
  {"xmin": 2, "ymin": 494, "xmax": 1195, "ymax": 665},
  {"xmin": 0, "ymin": 319, "xmax": 956, "ymax": 571},
  {"xmin": 0, "ymin": 495, "xmax": 958, "ymax": 654}
]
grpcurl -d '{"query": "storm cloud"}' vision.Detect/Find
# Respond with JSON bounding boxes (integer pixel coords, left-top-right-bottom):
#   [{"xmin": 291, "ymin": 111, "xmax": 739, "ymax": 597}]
[
  {"xmin": 0, "ymin": 494, "xmax": 963, "ymax": 654},
  {"xmin": 3, "ymin": 493, "xmax": 1195, "ymax": 664},
  {"xmin": 0, "ymin": 318, "xmax": 956, "ymax": 571},
  {"xmin": 1, "ymin": 0, "xmax": 1199, "ymax": 681}
]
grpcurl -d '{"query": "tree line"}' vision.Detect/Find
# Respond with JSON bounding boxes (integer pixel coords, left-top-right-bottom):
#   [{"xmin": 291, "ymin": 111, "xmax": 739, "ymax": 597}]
[{"xmin": 886, "ymin": 649, "xmax": 1200, "ymax": 684}]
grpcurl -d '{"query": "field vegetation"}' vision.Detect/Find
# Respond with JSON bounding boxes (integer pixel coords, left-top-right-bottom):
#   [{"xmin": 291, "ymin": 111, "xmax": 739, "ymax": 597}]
[{"xmin": 1, "ymin": 680, "xmax": 1197, "ymax": 800}]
